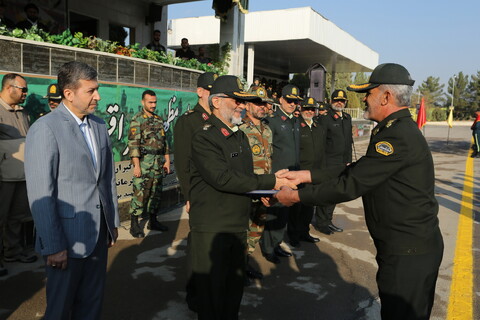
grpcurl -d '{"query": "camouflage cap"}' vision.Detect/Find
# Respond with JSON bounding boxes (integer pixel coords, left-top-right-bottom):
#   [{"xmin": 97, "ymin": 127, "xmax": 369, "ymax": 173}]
[
  {"xmin": 197, "ymin": 72, "xmax": 218, "ymax": 89},
  {"xmin": 248, "ymin": 86, "xmax": 274, "ymax": 103},
  {"xmin": 211, "ymin": 75, "xmax": 260, "ymax": 101},
  {"xmin": 281, "ymin": 84, "xmax": 303, "ymax": 100},
  {"xmin": 347, "ymin": 63, "xmax": 415, "ymax": 93},
  {"xmin": 44, "ymin": 84, "xmax": 62, "ymax": 100}
]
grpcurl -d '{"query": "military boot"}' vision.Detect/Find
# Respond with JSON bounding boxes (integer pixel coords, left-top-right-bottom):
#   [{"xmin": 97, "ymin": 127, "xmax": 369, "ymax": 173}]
[
  {"xmin": 130, "ymin": 215, "xmax": 145, "ymax": 238},
  {"xmin": 147, "ymin": 214, "xmax": 168, "ymax": 232}
]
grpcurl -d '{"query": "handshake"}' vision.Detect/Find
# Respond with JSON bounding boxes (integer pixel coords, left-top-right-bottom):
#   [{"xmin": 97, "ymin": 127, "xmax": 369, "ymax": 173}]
[{"xmin": 261, "ymin": 169, "xmax": 313, "ymax": 207}]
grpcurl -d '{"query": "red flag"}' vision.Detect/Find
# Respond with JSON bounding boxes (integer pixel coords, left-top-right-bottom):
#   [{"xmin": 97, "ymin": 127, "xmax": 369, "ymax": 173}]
[{"xmin": 417, "ymin": 97, "xmax": 427, "ymax": 129}]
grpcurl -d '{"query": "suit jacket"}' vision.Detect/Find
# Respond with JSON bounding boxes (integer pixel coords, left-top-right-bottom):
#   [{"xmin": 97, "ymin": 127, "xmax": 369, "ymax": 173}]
[{"xmin": 25, "ymin": 103, "xmax": 119, "ymax": 258}]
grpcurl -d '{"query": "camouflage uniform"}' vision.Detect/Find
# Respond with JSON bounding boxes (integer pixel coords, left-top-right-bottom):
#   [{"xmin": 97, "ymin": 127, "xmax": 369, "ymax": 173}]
[
  {"xmin": 239, "ymin": 117, "xmax": 272, "ymax": 255},
  {"xmin": 128, "ymin": 110, "xmax": 169, "ymax": 216}
]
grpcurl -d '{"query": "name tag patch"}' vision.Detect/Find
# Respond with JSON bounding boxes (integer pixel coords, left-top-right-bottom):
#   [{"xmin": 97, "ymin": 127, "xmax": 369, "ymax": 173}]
[{"xmin": 375, "ymin": 141, "xmax": 394, "ymax": 156}]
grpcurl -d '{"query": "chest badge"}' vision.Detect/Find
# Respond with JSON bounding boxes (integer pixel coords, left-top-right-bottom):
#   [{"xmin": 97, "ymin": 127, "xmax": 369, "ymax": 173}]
[
  {"xmin": 252, "ymin": 144, "xmax": 261, "ymax": 155},
  {"xmin": 375, "ymin": 141, "xmax": 394, "ymax": 156}
]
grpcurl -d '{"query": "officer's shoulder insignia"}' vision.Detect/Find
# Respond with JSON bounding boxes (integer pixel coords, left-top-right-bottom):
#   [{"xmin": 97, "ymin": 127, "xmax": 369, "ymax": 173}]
[
  {"xmin": 252, "ymin": 144, "xmax": 261, "ymax": 155},
  {"xmin": 184, "ymin": 109, "xmax": 195, "ymax": 116},
  {"xmin": 385, "ymin": 119, "xmax": 397, "ymax": 128},
  {"xmin": 143, "ymin": 114, "xmax": 147, "ymax": 119},
  {"xmin": 202, "ymin": 113, "xmax": 209, "ymax": 121},
  {"xmin": 375, "ymin": 141, "xmax": 394, "ymax": 156},
  {"xmin": 372, "ymin": 127, "xmax": 380, "ymax": 135},
  {"xmin": 202, "ymin": 124, "xmax": 212, "ymax": 131},
  {"xmin": 221, "ymin": 127, "xmax": 230, "ymax": 137},
  {"xmin": 154, "ymin": 115, "xmax": 160, "ymax": 119}
]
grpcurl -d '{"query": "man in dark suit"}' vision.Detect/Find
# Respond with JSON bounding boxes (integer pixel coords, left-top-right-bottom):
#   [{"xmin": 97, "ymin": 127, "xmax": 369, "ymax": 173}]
[
  {"xmin": 25, "ymin": 61, "xmax": 120, "ymax": 319},
  {"xmin": 16, "ymin": 3, "xmax": 47, "ymax": 31}
]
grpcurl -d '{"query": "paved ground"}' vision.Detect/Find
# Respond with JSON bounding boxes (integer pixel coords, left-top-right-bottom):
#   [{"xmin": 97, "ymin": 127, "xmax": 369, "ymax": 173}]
[{"xmin": 0, "ymin": 122, "xmax": 478, "ymax": 320}]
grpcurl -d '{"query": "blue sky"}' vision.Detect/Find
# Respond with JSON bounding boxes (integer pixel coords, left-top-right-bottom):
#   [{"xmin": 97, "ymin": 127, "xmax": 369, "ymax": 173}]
[{"xmin": 169, "ymin": 0, "xmax": 479, "ymax": 88}]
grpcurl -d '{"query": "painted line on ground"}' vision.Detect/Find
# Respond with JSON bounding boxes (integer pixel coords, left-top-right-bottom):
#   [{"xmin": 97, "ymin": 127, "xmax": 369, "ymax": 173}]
[{"xmin": 446, "ymin": 146, "xmax": 474, "ymax": 320}]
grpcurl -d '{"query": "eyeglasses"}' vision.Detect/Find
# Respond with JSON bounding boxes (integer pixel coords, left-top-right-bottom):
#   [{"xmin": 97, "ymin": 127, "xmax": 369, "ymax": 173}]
[
  {"xmin": 285, "ymin": 98, "xmax": 299, "ymax": 104},
  {"xmin": 11, "ymin": 85, "xmax": 28, "ymax": 93}
]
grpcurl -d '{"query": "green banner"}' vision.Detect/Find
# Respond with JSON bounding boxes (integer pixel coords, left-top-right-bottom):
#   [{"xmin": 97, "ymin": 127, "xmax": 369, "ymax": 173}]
[{"xmin": 23, "ymin": 76, "xmax": 198, "ymax": 162}]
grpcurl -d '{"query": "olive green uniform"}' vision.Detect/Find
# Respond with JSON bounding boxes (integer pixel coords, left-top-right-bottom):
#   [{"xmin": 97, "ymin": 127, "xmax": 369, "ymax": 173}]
[
  {"xmin": 299, "ymin": 109, "xmax": 443, "ymax": 320},
  {"xmin": 287, "ymin": 116, "xmax": 326, "ymax": 242},
  {"xmin": 173, "ymin": 103, "xmax": 210, "ymax": 200},
  {"xmin": 128, "ymin": 110, "xmax": 169, "ymax": 216},
  {"xmin": 239, "ymin": 117, "xmax": 273, "ymax": 255},
  {"xmin": 189, "ymin": 114, "xmax": 275, "ymax": 319}
]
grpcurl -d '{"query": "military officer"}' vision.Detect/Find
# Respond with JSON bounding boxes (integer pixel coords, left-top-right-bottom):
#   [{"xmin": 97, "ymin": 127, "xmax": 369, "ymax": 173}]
[
  {"xmin": 260, "ymin": 84, "xmax": 302, "ymax": 264},
  {"xmin": 275, "ymin": 63, "xmax": 444, "ymax": 320},
  {"xmin": 128, "ymin": 90, "xmax": 170, "ymax": 238},
  {"xmin": 173, "ymin": 72, "xmax": 216, "ymax": 311},
  {"xmin": 287, "ymin": 97, "xmax": 324, "ymax": 247},
  {"xmin": 39, "ymin": 83, "xmax": 62, "ymax": 117},
  {"xmin": 239, "ymin": 86, "xmax": 273, "ymax": 281},
  {"xmin": 188, "ymin": 75, "xmax": 294, "ymax": 319},
  {"xmin": 314, "ymin": 89, "xmax": 352, "ymax": 235},
  {"xmin": 173, "ymin": 72, "xmax": 217, "ymax": 211}
]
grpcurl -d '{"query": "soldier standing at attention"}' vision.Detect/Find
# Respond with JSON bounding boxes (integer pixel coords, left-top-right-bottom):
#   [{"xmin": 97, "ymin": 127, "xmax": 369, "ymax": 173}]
[
  {"xmin": 275, "ymin": 63, "xmax": 444, "ymax": 320},
  {"xmin": 313, "ymin": 89, "xmax": 352, "ymax": 235},
  {"xmin": 128, "ymin": 90, "xmax": 170, "ymax": 238},
  {"xmin": 174, "ymin": 72, "xmax": 217, "ymax": 211},
  {"xmin": 239, "ymin": 86, "xmax": 273, "ymax": 282}
]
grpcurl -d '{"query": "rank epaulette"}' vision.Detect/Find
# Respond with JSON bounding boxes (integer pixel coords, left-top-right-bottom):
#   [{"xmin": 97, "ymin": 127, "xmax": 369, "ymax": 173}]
[
  {"xmin": 385, "ymin": 119, "xmax": 397, "ymax": 128},
  {"xmin": 184, "ymin": 109, "xmax": 195, "ymax": 116},
  {"xmin": 203, "ymin": 123, "xmax": 212, "ymax": 130}
]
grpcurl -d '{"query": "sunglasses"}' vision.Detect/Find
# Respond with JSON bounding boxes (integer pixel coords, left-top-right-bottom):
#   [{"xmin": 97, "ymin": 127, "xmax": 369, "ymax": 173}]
[
  {"xmin": 302, "ymin": 107, "xmax": 316, "ymax": 111},
  {"xmin": 219, "ymin": 95, "xmax": 244, "ymax": 105},
  {"xmin": 12, "ymin": 85, "xmax": 28, "ymax": 93},
  {"xmin": 285, "ymin": 98, "xmax": 299, "ymax": 104}
]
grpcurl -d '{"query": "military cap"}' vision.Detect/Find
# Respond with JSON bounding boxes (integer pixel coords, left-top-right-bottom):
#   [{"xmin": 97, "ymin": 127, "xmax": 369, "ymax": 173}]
[
  {"xmin": 347, "ymin": 63, "xmax": 415, "ymax": 93},
  {"xmin": 248, "ymin": 86, "xmax": 274, "ymax": 103},
  {"xmin": 281, "ymin": 84, "xmax": 303, "ymax": 100},
  {"xmin": 331, "ymin": 89, "xmax": 348, "ymax": 101},
  {"xmin": 197, "ymin": 72, "xmax": 218, "ymax": 89},
  {"xmin": 301, "ymin": 97, "xmax": 318, "ymax": 108},
  {"xmin": 44, "ymin": 84, "xmax": 62, "ymax": 100},
  {"xmin": 211, "ymin": 75, "xmax": 259, "ymax": 101}
]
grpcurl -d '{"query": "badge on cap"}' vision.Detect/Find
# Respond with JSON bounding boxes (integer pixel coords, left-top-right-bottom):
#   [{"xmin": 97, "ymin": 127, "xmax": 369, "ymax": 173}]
[
  {"xmin": 221, "ymin": 128, "xmax": 230, "ymax": 137},
  {"xmin": 213, "ymin": 74, "xmax": 219, "ymax": 80},
  {"xmin": 308, "ymin": 97, "xmax": 314, "ymax": 104},
  {"xmin": 236, "ymin": 78, "xmax": 243, "ymax": 90},
  {"xmin": 292, "ymin": 87, "xmax": 298, "ymax": 95},
  {"xmin": 252, "ymin": 144, "xmax": 261, "ymax": 155},
  {"xmin": 338, "ymin": 91, "xmax": 345, "ymax": 98},
  {"xmin": 375, "ymin": 141, "xmax": 394, "ymax": 156}
]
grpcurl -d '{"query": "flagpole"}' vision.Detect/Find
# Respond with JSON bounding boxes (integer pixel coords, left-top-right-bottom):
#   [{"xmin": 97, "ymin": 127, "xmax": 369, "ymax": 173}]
[{"xmin": 447, "ymin": 76, "xmax": 456, "ymax": 145}]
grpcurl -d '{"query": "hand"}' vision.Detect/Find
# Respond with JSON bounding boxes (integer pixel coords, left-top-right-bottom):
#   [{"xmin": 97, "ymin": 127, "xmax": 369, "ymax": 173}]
[
  {"xmin": 276, "ymin": 170, "xmax": 312, "ymax": 186},
  {"xmin": 163, "ymin": 162, "xmax": 171, "ymax": 174},
  {"xmin": 108, "ymin": 228, "xmax": 118, "ymax": 248},
  {"xmin": 260, "ymin": 196, "xmax": 277, "ymax": 207},
  {"xmin": 46, "ymin": 250, "xmax": 68, "ymax": 270},
  {"xmin": 274, "ymin": 186, "xmax": 300, "ymax": 207},
  {"xmin": 274, "ymin": 176, "xmax": 297, "ymax": 190},
  {"xmin": 133, "ymin": 165, "xmax": 142, "ymax": 178},
  {"xmin": 185, "ymin": 200, "xmax": 190, "ymax": 213}
]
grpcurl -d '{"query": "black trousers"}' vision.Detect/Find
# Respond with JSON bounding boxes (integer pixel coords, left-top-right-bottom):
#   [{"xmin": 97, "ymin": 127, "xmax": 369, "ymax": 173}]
[
  {"xmin": 314, "ymin": 204, "xmax": 335, "ymax": 226},
  {"xmin": 287, "ymin": 203, "xmax": 313, "ymax": 241},
  {"xmin": 189, "ymin": 231, "xmax": 246, "ymax": 320},
  {"xmin": 375, "ymin": 242, "xmax": 444, "ymax": 320}
]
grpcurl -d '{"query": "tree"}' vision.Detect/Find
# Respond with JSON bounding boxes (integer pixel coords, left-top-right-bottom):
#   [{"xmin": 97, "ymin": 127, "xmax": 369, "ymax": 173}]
[
  {"xmin": 418, "ymin": 76, "xmax": 445, "ymax": 108},
  {"xmin": 447, "ymin": 72, "xmax": 471, "ymax": 119},
  {"xmin": 467, "ymin": 71, "xmax": 480, "ymax": 112}
]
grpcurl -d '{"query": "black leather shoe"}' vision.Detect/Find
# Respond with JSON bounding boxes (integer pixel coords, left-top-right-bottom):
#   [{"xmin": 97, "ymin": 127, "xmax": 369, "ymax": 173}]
[
  {"xmin": 274, "ymin": 246, "xmax": 293, "ymax": 257},
  {"xmin": 328, "ymin": 224, "xmax": 343, "ymax": 232},
  {"xmin": 313, "ymin": 225, "xmax": 334, "ymax": 235},
  {"xmin": 147, "ymin": 214, "xmax": 169, "ymax": 231},
  {"xmin": 246, "ymin": 264, "xmax": 263, "ymax": 279},
  {"xmin": 289, "ymin": 239, "xmax": 300, "ymax": 248},
  {"xmin": 263, "ymin": 253, "xmax": 280, "ymax": 264},
  {"xmin": 299, "ymin": 235, "xmax": 320, "ymax": 243}
]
